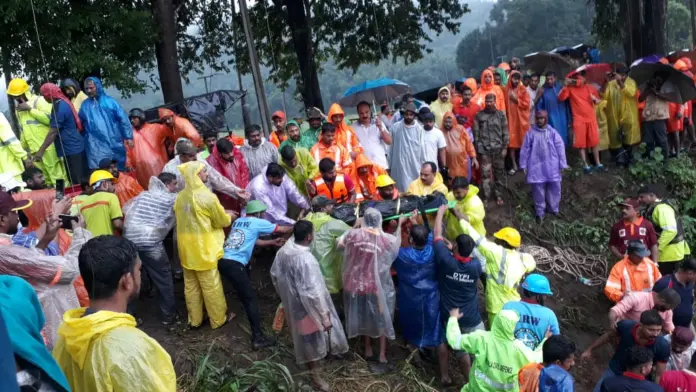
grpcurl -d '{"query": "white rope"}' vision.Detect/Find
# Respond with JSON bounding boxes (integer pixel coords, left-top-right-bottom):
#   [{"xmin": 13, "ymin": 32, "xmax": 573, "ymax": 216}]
[{"xmin": 524, "ymin": 245, "xmax": 608, "ymax": 286}]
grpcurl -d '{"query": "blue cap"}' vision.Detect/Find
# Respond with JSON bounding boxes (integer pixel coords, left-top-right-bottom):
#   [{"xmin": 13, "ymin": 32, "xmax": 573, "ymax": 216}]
[{"xmin": 521, "ymin": 273, "xmax": 553, "ymax": 295}]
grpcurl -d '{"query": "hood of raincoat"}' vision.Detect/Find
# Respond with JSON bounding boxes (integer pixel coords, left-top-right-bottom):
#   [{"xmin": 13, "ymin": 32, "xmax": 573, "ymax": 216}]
[
  {"xmin": 355, "ymin": 153, "xmax": 374, "ymax": 170},
  {"xmin": 158, "ymin": 108, "xmax": 176, "ymax": 120},
  {"xmin": 507, "ymin": 70, "xmax": 527, "ymax": 97},
  {"xmin": 147, "ymin": 176, "xmax": 171, "ymax": 194},
  {"xmin": 491, "ymin": 309, "xmax": 518, "ymax": 342},
  {"xmin": 84, "ymin": 76, "xmax": 105, "ymax": 97},
  {"xmin": 436, "ymin": 86, "xmax": 450, "ymax": 103},
  {"xmin": 464, "ymin": 78, "xmax": 478, "ymax": 95},
  {"xmin": 447, "ymin": 184, "xmax": 480, "ymax": 203},
  {"xmin": 286, "ymin": 119, "xmax": 300, "ymax": 131},
  {"xmin": 328, "ymin": 103, "xmax": 345, "ymax": 121},
  {"xmin": 495, "ymin": 68, "xmax": 508, "ymax": 86},
  {"xmin": 60, "ymin": 78, "xmax": 82, "ymax": 94},
  {"xmin": 441, "ymin": 112, "xmax": 458, "ymax": 131},
  {"xmin": 178, "ymin": 161, "xmax": 206, "ymax": 190},
  {"xmin": 480, "ymin": 69, "xmax": 496, "ymax": 90},
  {"xmin": 57, "ymin": 308, "xmax": 137, "ymax": 368}
]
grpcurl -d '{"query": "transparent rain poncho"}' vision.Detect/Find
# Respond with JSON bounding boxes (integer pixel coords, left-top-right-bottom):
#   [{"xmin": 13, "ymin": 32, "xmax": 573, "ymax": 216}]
[
  {"xmin": 123, "ymin": 176, "xmax": 177, "ymax": 248},
  {"xmin": 340, "ymin": 208, "xmax": 401, "ymax": 339},
  {"xmin": 271, "ymin": 239, "xmax": 349, "ymax": 364}
]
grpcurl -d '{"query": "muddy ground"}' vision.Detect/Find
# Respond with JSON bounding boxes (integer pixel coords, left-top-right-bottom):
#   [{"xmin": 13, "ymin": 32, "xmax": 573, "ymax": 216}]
[{"xmin": 133, "ymin": 164, "xmax": 637, "ymax": 392}]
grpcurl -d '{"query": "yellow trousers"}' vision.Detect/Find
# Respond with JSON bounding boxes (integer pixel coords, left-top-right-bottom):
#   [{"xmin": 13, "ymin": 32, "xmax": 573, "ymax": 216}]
[{"xmin": 183, "ymin": 267, "xmax": 227, "ymax": 329}]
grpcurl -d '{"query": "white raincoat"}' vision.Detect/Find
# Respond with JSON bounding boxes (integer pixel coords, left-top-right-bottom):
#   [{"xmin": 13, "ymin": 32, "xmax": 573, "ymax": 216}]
[
  {"xmin": 123, "ymin": 176, "xmax": 177, "ymax": 248},
  {"xmin": 388, "ymin": 120, "xmax": 426, "ymax": 192}
]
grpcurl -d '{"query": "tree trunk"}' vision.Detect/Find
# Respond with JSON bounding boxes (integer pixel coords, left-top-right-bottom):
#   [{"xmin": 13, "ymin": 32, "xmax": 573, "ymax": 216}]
[
  {"xmin": 152, "ymin": 0, "xmax": 184, "ymax": 104},
  {"xmin": 1, "ymin": 44, "xmax": 18, "ymax": 134},
  {"xmin": 282, "ymin": 0, "xmax": 324, "ymax": 111},
  {"xmin": 621, "ymin": 0, "xmax": 642, "ymax": 63},
  {"xmin": 641, "ymin": 0, "xmax": 667, "ymax": 56}
]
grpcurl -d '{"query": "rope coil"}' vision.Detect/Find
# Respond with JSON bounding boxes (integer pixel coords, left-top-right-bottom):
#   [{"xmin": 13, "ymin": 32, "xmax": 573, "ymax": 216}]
[{"xmin": 524, "ymin": 245, "xmax": 608, "ymax": 286}]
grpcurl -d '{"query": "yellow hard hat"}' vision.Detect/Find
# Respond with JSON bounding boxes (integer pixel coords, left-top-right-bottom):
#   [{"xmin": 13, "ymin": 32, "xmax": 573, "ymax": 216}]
[
  {"xmin": 6, "ymin": 78, "xmax": 30, "ymax": 97},
  {"xmin": 375, "ymin": 174, "xmax": 396, "ymax": 188},
  {"xmin": 493, "ymin": 227, "xmax": 521, "ymax": 248},
  {"xmin": 88, "ymin": 170, "xmax": 117, "ymax": 186}
]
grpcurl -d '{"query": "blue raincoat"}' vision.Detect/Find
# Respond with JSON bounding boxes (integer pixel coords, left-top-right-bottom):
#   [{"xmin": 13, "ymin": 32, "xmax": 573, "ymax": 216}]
[
  {"xmin": 78, "ymin": 77, "xmax": 133, "ymax": 170},
  {"xmin": 393, "ymin": 234, "xmax": 442, "ymax": 347},
  {"xmin": 536, "ymin": 82, "xmax": 571, "ymax": 146},
  {"xmin": 539, "ymin": 364, "xmax": 575, "ymax": 392}
]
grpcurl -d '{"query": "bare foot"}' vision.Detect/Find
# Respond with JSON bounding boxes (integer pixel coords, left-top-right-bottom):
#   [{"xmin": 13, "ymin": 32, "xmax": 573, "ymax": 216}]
[
  {"xmin": 441, "ymin": 376, "xmax": 453, "ymax": 386},
  {"xmin": 379, "ymin": 355, "xmax": 388, "ymax": 364},
  {"xmin": 312, "ymin": 376, "xmax": 329, "ymax": 392}
]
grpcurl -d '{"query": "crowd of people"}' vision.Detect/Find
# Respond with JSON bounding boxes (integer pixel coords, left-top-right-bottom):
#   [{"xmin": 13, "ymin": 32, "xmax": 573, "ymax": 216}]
[{"xmin": 0, "ymin": 52, "xmax": 694, "ymax": 392}]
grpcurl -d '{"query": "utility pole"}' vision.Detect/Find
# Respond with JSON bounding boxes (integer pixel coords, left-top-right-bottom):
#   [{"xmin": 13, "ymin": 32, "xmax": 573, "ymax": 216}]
[
  {"xmin": 238, "ymin": 0, "xmax": 272, "ymax": 137},
  {"xmin": 197, "ymin": 73, "xmax": 223, "ymax": 94}
]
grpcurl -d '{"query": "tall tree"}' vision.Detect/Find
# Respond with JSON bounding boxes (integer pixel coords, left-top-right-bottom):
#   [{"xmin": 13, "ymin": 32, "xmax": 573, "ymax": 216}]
[{"xmin": 153, "ymin": 0, "xmax": 184, "ymax": 103}]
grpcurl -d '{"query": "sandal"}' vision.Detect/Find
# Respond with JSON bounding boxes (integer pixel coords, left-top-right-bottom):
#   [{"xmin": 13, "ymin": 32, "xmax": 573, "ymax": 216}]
[{"xmin": 508, "ymin": 169, "xmax": 516, "ymax": 176}]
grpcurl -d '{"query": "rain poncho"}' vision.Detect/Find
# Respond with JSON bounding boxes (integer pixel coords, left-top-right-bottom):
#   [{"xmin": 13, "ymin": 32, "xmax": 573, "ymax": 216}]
[
  {"xmin": 446, "ymin": 310, "xmax": 543, "ymax": 392},
  {"xmin": 123, "ymin": 176, "xmax": 177, "ymax": 248},
  {"xmin": 279, "ymin": 147, "xmax": 318, "ymax": 197},
  {"xmin": 53, "ymin": 308, "xmax": 176, "ymax": 392},
  {"xmin": 603, "ymin": 77, "xmax": 641, "ymax": 148},
  {"xmin": 328, "ymin": 103, "xmax": 363, "ymax": 156},
  {"xmin": 0, "ymin": 112, "xmax": 27, "ymax": 181},
  {"xmin": 464, "ymin": 77, "xmax": 478, "ymax": 95},
  {"xmin": 430, "ymin": 86, "xmax": 454, "ymax": 125},
  {"xmin": 279, "ymin": 121, "xmax": 316, "ymax": 151},
  {"xmin": 305, "ymin": 211, "xmax": 351, "ymax": 293},
  {"xmin": 16, "ymin": 92, "xmax": 66, "ymax": 186},
  {"xmin": 389, "ymin": 119, "xmax": 426, "ymax": 192},
  {"xmin": 207, "ymin": 145, "xmax": 249, "ymax": 212},
  {"xmin": 127, "ymin": 122, "xmax": 175, "ymax": 189},
  {"xmin": 158, "ymin": 108, "xmax": 202, "ymax": 147},
  {"xmin": 246, "ymin": 168, "xmax": 310, "ymax": 225},
  {"xmin": 442, "ymin": 112, "xmax": 476, "ymax": 180},
  {"xmin": 393, "ymin": 234, "xmax": 442, "ymax": 347},
  {"xmin": 78, "ymin": 77, "xmax": 133, "ymax": 170},
  {"xmin": 355, "ymin": 154, "xmax": 387, "ymax": 201},
  {"xmin": 536, "ymin": 82, "xmax": 571, "ymax": 145},
  {"xmin": 506, "ymin": 71, "xmax": 532, "ymax": 149},
  {"xmin": 496, "ymin": 67, "xmax": 509, "ymax": 85},
  {"xmin": 596, "ymin": 98, "xmax": 610, "ymax": 150},
  {"xmin": 0, "ymin": 228, "xmax": 92, "ymax": 349},
  {"xmin": 271, "ymin": 239, "xmax": 349, "ymax": 364},
  {"xmin": 406, "ymin": 175, "xmax": 448, "ymax": 196},
  {"xmin": 538, "ymin": 364, "xmax": 575, "ymax": 392},
  {"xmin": 163, "ymin": 154, "xmax": 242, "ymax": 199},
  {"xmin": 473, "ymin": 70, "xmax": 506, "ymax": 111},
  {"xmin": 519, "ymin": 122, "xmax": 568, "ymax": 184},
  {"xmin": 340, "ymin": 208, "xmax": 401, "ymax": 339},
  {"xmin": 114, "ymin": 172, "xmax": 144, "ymax": 207},
  {"xmin": 445, "ymin": 185, "xmax": 486, "ymax": 239},
  {"xmin": 239, "ymin": 139, "xmax": 279, "ymax": 179},
  {"xmin": 174, "ymin": 161, "xmax": 232, "ymax": 271}
]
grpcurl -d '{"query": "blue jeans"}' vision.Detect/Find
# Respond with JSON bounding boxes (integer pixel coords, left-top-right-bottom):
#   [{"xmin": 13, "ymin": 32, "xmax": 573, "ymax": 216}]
[{"xmin": 593, "ymin": 368, "xmax": 616, "ymax": 392}]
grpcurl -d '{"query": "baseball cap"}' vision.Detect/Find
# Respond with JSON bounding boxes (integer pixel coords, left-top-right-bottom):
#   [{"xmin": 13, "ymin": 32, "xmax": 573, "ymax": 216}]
[
  {"xmin": 619, "ymin": 198, "xmax": 640, "ymax": 209},
  {"xmin": 403, "ymin": 102, "xmax": 417, "ymax": 114},
  {"xmin": 98, "ymin": 158, "xmax": 117, "ymax": 170},
  {"xmin": 311, "ymin": 195, "xmax": 335, "ymax": 208},
  {"xmin": 627, "ymin": 240, "xmax": 650, "ymax": 257},
  {"xmin": 272, "ymin": 110, "xmax": 286, "ymax": 120},
  {"xmin": 0, "ymin": 191, "xmax": 31, "ymax": 215},
  {"xmin": 307, "ymin": 107, "xmax": 322, "ymax": 120}
]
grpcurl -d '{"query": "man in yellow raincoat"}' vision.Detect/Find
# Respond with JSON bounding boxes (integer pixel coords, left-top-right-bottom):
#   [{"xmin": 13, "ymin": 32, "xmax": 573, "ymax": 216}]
[
  {"xmin": 175, "ymin": 161, "xmax": 234, "ymax": 329},
  {"xmin": 602, "ymin": 67, "xmax": 640, "ymax": 166},
  {"xmin": 0, "ymin": 112, "xmax": 27, "ymax": 182},
  {"xmin": 6, "ymin": 78, "xmax": 67, "ymax": 186},
  {"xmin": 406, "ymin": 162, "xmax": 448, "ymax": 196},
  {"xmin": 446, "ymin": 176, "xmax": 486, "ymax": 240},
  {"xmin": 53, "ymin": 235, "xmax": 176, "ymax": 392}
]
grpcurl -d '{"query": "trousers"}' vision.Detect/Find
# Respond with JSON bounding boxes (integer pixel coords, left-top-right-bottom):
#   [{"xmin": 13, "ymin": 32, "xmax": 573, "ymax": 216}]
[
  {"xmin": 183, "ymin": 267, "xmax": 227, "ymax": 329},
  {"xmin": 218, "ymin": 259, "xmax": 263, "ymax": 338},
  {"xmin": 138, "ymin": 244, "xmax": 176, "ymax": 320},
  {"xmin": 479, "ymin": 150, "xmax": 505, "ymax": 200},
  {"xmin": 642, "ymin": 120, "xmax": 668, "ymax": 158},
  {"xmin": 530, "ymin": 181, "xmax": 561, "ymax": 217}
]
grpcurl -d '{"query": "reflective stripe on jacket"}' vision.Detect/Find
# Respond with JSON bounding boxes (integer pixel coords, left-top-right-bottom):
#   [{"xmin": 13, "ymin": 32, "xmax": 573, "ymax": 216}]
[
  {"xmin": 604, "ymin": 256, "xmax": 661, "ymax": 303},
  {"xmin": 314, "ymin": 174, "xmax": 349, "ymax": 203}
]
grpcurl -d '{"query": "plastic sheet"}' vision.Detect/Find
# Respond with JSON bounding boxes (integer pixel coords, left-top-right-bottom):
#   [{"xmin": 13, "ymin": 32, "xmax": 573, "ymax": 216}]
[
  {"xmin": 13, "ymin": 189, "xmax": 55, "ymax": 230},
  {"xmin": 271, "ymin": 239, "xmax": 349, "ymax": 364},
  {"xmin": 123, "ymin": 177, "xmax": 177, "ymax": 249},
  {"xmin": 305, "ymin": 212, "xmax": 351, "ymax": 294},
  {"xmin": 128, "ymin": 123, "xmax": 175, "ymax": 189},
  {"xmin": 114, "ymin": 173, "xmax": 144, "ymax": 207},
  {"xmin": 144, "ymin": 90, "xmax": 245, "ymax": 134}
]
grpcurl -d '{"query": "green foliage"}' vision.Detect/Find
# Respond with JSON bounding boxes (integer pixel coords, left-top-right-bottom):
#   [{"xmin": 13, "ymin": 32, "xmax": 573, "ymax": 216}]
[
  {"xmin": 666, "ymin": 0, "xmax": 693, "ymax": 51},
  {"xmin": 629, "ymin": 146, "xmax": 696, "ymax": 202}
]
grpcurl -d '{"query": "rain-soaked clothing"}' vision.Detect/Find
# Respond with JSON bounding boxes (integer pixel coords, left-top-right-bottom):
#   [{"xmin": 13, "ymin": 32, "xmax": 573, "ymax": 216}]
[
  {"xmin": 538, "ymin": 364, "xmax": 575, "ymax": 392},
  {"xmin": 279, "ymin": 147, "xmax": 318, "ymax": 197},
  {"xmin": 271, "ymin": 239, "xmax": 349, "ymax": 364},
  {"xmin": 207, "ymin": 145, "xmax": 249, "ymax": 212},
  {"xmin": 328, "ymin": 103, "xmax": 363, "ymax": 157},
  {"xmin": 163, "ymin": 154, "xmax": 243, "ymax": 199},
  {"xmin": 174, "ymin": 161, "xmax": 230, "ymax": 328},
  {"xmin": 519, "ymin": 121, "xmax": 567, "ymax": 217},
  {"xmin": 431, "ymin": 86, "xmax": 454, "ymax": 125},
  {"xmin": 442, "ymin": 112, "xmax": 476, "ymax": 181},
  {"xmin": 604, "ymin": 77, "xmax": 641, "ymax": 148},
  {"xmin": 646, "ymin": 200, "xmax": 692, "ymax": 264},
  {"xmin": 473, "ymin": 70, "xmax": 506, "ymax": 112},
  {"xmin": 354, "ymin": 154, "xmax": 387, "ymax": 202},
  {"xmin": 536, "ymin": 82, "xmax": 571, "ymax": 145},
  {"xmin": 127, "ymin": 123, "xmax": 176, "ymax": 189},
  {"xmin": 340, "ymin": 209, "xmax": 401, "ymax": 339},
  {"xmin": 445, "ymin": 186, "xmax": 486, "ymax": 240},
  {"xmin": 389, "ymin": 120, "xmax": 427, "ymax": 192},
  {"xmin": 16, "ymin": 91, "xmax": 66, "ymax": 185},
  {"xmin": 446, "ymin": 309, "xmax": 543, "ymax": 392},
  {"xmin": 473, "ymin": 109, "xmax": 508, "ymax": 200},
  {"xmin": 596, "ymin": 98, "xmax": 610, "ymax": 150},
  {"xmin": 393, "ymin": 234, "xmax": 442, "ymax": 347},
  {"xmin": 114, "ymin": 173, "xmax": 144, "ymax": 207},
  {"xmin": 123, "ymin": 176, "xmax": 177, "ymax": 249},
  {"xmin": 239, "ymin": 139, "xmax": 279, "ymax": 179},
  {"xmin": 0, "ymin": 228, "xmax": 92, "ymax": 349},
  {"xmin": 157, "ymin": 108, "xmax": 202, "ymax": 148},
  {"xmin": 0, "ymin": 113, "xmax": 27, "ymax": 182},
  {"xmin": 506, "ymin": 72, "xmax": 532, "ymax": 149},
  {"xmin": 53, "ymin": 308, "xmax": 176, "ymax": 392},
  {"xmin": 458, "ymin": 220, "xmax": 536, "ymax": 319},
  {"xmin": 78, "ymin": 77, "xmax": 132, "ymax": 170},
  {"xmin": 305, "ymin": 211, "xmax": 351, "ymax": 294},
  {"xmin": 558, "ymin": 79, "xmax": 601, "ymax": 149},
  {"xmin": 246, "ymin": 168, "xmax": 310, "ymax": 225}
]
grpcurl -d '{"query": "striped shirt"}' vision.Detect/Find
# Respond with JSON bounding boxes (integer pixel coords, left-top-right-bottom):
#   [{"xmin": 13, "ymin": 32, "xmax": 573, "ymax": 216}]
[{"xmin": 239, "ymin": 140, "xmax": 279, "ymax": 179}]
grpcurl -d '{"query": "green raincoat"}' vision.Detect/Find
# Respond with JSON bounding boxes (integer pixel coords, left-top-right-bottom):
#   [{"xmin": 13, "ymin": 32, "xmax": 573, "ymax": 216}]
[
  {"xmin": 445, "ymin": 186, "xmax": 486, "ymax": 240},
  {"xmin": 446, "ymin": 309, "xmax": 543, "ymax": 391},
  {"xmin": 305, "ymin": 211, "xmax": 350, "ymax": 293},
  {"xmin": 278, "ymin": 147, "xmax": 318, "ymax": 197},
  {"xmin": 279, "ymin": 120, "xmax": 316, "ymax": 151}
]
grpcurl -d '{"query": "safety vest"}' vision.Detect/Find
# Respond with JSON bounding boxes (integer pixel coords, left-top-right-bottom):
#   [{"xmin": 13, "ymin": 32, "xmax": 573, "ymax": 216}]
[
  {"xmin": 314, "ymin": 174, "xmax": 349, "ymax": 203},
  {"xmin": 313, "ymin": 145, "xmax": 344, "ymax": 168},
  {"xmin": 485, "ymin": 249, "xmax": 536, "ymax": 315},
  {"xmin": 646, "ymin": 200, "xmax": 685, "ymax": 245}
]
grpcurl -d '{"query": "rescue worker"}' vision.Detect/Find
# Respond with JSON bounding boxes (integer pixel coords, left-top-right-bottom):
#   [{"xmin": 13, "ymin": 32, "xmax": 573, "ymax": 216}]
[
  {"xmin": 638, "ymin": 185, "xmax": 691, "ymax": 275},
  {"xmin": 158, "ymin": 108, "xmax": 203, "ymax": 148},
  {"xmin": 80, "ymin": 170, "xmax": 123, "ymax": 236},
  {"xmin": 6, "ymin": 78, "xmax": 67, "ymax": 186},
  {"xmin": 0, "ymin": 112, "xmax": 28, "ymax": 182},
  {"xmin": 375, "ymin": 174, "xmax": 399, "ymax": 201},
  {"xmin": 127, "ymin": 108, "xmax": 176, "ymax": 189},
  {"xmin": 279, "ymin": 145, "xmax": 318, "ymax": 198},
  {"xmin": 519, "ymin": 335, "xmax": 577, "ymax": 392},
  {"xmin": 310, "ymin": 158, "xmax": 356, "ymax": 204},
  {"xmin": 458, "ymin": 220, "xmax": 536, "ymax": 324},
  {"xmin": 445, "ymin": 176, "xmax": 485, "ymax": 240},
  {"xmin": 327, "ymin": 103, "xmax": 363, "ymax": 160},
  {"xmin": 304, "ymin": 107, "xmax": 324, "ymax": 147},
  {"xmin": 59, "ymin": 78, "xmax": 89, "ymax": 112},
  {"xmin": 605, "ymin": 240, "xmax": 662, "ymax": 303},
  {"xmin": 502, "ymin": 274, "xmax": 560, "ymax": 350},
  {"xmin": 99, "ymin": 158, "xmax": 144, "ymax": 207},
  {"xmin": 309, "ymin": 123, "xmax": 352, "ymax": 175},
  {"xmin": 354, "ymin": 154, "xmax": 387, "ymax": 202},
  {"xmin": 270, "ymin": 111, "xmax": 288, "ymax": 148}
]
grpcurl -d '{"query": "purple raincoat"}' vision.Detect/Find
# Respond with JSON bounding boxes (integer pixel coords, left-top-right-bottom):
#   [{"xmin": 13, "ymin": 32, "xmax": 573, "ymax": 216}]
[{"xmin": 519, "ymin": 124, "xmax": 567, "ymax": 184}]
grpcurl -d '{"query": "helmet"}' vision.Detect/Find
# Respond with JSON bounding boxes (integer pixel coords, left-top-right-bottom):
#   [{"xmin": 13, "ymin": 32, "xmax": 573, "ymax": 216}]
[
  {"xmin": 89, "ymin": 170, "xmax": 116, "ymax": 186},
  {"xmin": 7, "ymin": 78, "xmax": 30, "ymax": 97},
  {"xmin": 521, "ymin": 273, "xmax": 553, "ymax": 295},
  {"xmin": 493, "ymin": 227, "xmax": 521, "ymax": 248},
  {"xmin": 129, "ymin": 108, "xmax": 146, "ymax": 122},
  {"xmin": 245, "ymin": 200, "xmax": 267, "ymax": 215},
  {"xmin": 375, "ymin": 174, "xmax": 395, "ymax": 188}
]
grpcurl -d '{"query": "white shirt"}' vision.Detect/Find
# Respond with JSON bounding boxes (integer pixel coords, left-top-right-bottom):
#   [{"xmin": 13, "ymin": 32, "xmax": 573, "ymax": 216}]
[
  {"xmin": 527, "ymin": 86, "xmax": 538, "ymax": 125},
  {"xmin": 422, "ymin": 127, "xmax": 447, "ymax": 169},
  {"xmin": 352, "ymin": 120, "xmax": 389, "ymax": 168}
]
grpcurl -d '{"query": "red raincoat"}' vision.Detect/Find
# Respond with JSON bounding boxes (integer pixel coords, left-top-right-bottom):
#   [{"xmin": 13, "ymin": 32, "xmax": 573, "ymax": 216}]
[{"xmin": 206, "ymin": 145, "xmax": 249, "ymax": 212}]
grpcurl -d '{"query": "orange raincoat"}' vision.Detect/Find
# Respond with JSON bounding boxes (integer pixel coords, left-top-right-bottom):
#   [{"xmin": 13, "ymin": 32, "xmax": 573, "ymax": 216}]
[
  {"xmin": 558, "ymin": 77, "xmax": 600, "ymax": 148},
  {"xmin": 127, "ymin": 123, "xmax": 176, "ymax": 189},
  {"xmin": 354, "ymin": 154, "xmax": 387, "ymax": 202},
  {"xmin": 473, "ymin": 70, "xmax": 506, "ymax": 112},
  {"xmin": 464, "ymin": 78, "xmax": 478, "ymax": 95},
  {"xmin": 115, "ymin": 173, "xmax": 144, "ymax": 207},
  {"xmin": 441, "ymin": 112, "xmax": 476, "ymax": 180},
  {"xmin": 506, "ymin": 71, "xmax": 532, "ymax": 149},
  {"xmin": 158, "ymin": 108, "xmax": 203, "ymax": 147},
  {"xmin": 327, "ymin": 103, "xmax": 363, "ymax": 156}
]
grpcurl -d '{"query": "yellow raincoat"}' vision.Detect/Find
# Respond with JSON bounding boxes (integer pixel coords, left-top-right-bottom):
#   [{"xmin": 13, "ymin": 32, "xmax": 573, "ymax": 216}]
[
  {"xmin": 278, "ymin": 147, "xmax": 318, "ymax": 197},
  {"xmin": 445, "ymin": 185, "xmax": 486, "ymax": 240},
  {"xmin": 430, "ymin": 86, "xmax": 454, "ymax": 125},
  {"xmin": 174, "ymin": 161, "xmax": 230, "ymax": 328},
  {"xmin": 603, "ymin": 77, "xmax": 641, "ymax": 149},
  {"xmin": 406, "ymin": 173, "xmax": 448, "ymax": 196},
  {"xmin": 0, "ymin": 112, "xmax": 27, "ymax": 182},
  {"xmin": 16, "ymin": 92, "xmax": 67, "ymax": 185},
  {"xmin": 72, "ymin": 91, "xmax": 88, "ymax": 113},
  {"xmin": 596, "ymin": 98, "xmax": 610, "ymax": 151},
  {"xmin": 53, "ymin": 308, "xmax": 176, "ymax": 392}
]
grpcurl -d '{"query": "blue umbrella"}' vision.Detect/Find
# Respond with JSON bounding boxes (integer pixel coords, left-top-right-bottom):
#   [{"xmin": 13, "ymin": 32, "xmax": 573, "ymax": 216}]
[
  {"xmin": 338, "ymin": 78, "xmax": 410, "ymax": 107},
  {"xmin": 630, "ymin": 55, "xmax": 664, "ymax": 67}
]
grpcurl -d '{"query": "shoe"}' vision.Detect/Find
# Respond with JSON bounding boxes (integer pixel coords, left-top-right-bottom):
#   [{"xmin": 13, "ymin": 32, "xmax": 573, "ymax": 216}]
[
  {"xmin": 161, "ymin": 314, "xmax": 179, "ymax": 326},
  {"xmin": 252, "ymin": 334, "xmax": 277, "ymax": 350},
  {"xmin": 583, "ymin": 166, "xmax": 592, "ymax": 174},
  {"xmin": 594, "ymin": 164, "xmax": 606, "ymax": 172}
]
